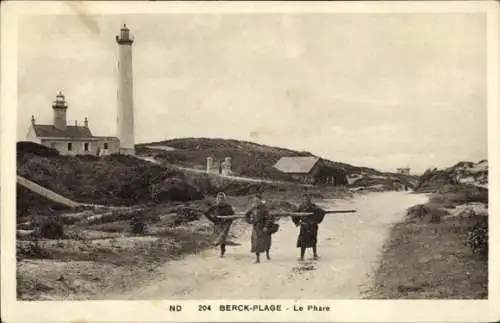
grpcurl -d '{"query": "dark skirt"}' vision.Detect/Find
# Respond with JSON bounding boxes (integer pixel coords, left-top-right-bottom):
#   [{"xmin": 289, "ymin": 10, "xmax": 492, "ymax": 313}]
[
  {"xmin": 296, "ymin": 223, "xmax": 318, "ymax": 248},
  {"xmin": 250, "ymin": 227, "xmax": 272, "ymax": 253},
  {"xmin": 213, "ymin": 221, "xmax": 233, "ymax": 246}
]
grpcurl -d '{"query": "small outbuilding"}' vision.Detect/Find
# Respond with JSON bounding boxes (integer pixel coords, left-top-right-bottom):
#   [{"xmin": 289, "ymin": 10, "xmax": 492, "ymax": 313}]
[{"xmin": 273, "ymin": 156, "xmax": 348, "ymax": 186}]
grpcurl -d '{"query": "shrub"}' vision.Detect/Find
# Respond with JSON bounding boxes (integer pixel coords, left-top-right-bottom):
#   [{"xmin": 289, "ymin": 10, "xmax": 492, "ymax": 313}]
[
  {"xmin": 36, "ymin": 216, "xmax": 65, "ymax": 239},
  {"xmin": 17, "ymin": 151, "xmax": 200, "ymax": 206},
  {"xmin": 405, "ymin": 204, "xmax": 444, "ymax": 224},
  {"xmin": 17, "ymin": 141, "xmax": 60, "ymax": 159},
  {"xmin": 75, "ymin": 155, "xmax": 100, "ymax": 161},
  {"xmin": 17, "ymin": 185, "xmax": 73, "ymax": 218},
  {"xmin": 129, "ymin": 211, "xmax": 147, "ymax": 234},
  {"xmin": 430, "ymin": 186, "xmax": 488, "ymax": 208},
  {"xmin": 91, "ymin": 222, "xmax": 128, "ymax": 233},
  {"xmin": 467, "ymin": 217, "xmax": 488, "ymax": 258},
  {"xmin": 151, "ymin": 178, "xmax": 203, "ymax": 202},
  {"xmin": 414, "ymin": 170, "xmax": 458, "ymax": 192},
  {"xmin": 130, "ymin": 218, "xmax": 147, "ymax": 234},
  {"xmin": 173, "ymin": 207, "xmax": 201, "ymax": 226},
  {"xmin": 17, "ymin": 240, "xmax": 49, "ymax": 259}
]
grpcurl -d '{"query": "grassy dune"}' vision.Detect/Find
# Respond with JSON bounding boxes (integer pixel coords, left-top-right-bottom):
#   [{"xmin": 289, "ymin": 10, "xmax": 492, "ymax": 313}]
[
  {"xmin": 366, "ymin": 185, "xmax": 488, "ymax": 299},
  {"xmin": 367, "ymin": 215, "xmax": 487, "ymax": 299}
]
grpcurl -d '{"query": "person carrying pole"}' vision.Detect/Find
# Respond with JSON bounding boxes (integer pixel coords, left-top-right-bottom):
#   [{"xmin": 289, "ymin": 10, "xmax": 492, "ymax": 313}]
[
  {"xmin": 244, "ymin": 193, "xmax": 275, "ymax": 264},
  {"xmin": 292, "ymin": 193, "xmax": 326, "ymax": 261},
  {"xmin": 204, "ymin": 192, "xmax": 236, "ymax": 258}
]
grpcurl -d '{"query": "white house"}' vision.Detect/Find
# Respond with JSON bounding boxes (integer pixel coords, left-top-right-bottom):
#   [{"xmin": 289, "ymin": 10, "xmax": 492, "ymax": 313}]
[{"xmin": 25, "ymin": 92, "xmax": 120, "ymax": 156}]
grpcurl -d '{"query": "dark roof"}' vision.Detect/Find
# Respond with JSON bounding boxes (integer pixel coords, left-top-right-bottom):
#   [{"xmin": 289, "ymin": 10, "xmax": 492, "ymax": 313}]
[
  {"xmin": 33, "ymin": 124, "xmax": 93, "ymax": 138},
  {"xmin": 273, "ymin": 156, "xmax": 320, "ymax": 174}
]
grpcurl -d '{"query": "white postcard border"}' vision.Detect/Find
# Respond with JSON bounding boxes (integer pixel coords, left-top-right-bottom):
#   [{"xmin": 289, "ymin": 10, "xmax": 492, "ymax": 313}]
[{"xmin": 1, "ymin": 1, "xmax": 499, "ymax": 322}]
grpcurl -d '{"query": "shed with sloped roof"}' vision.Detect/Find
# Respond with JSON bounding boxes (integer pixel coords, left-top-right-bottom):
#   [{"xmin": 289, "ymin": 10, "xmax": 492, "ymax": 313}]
[{"xmin": 273, "ymin": 156, "xmax": 347, "ymax": 186}]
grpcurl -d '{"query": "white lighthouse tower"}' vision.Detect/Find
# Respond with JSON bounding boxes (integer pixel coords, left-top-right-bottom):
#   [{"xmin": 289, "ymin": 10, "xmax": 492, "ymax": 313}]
[{"xmin": 115, "ymin": 24, "xmax": 135, "ymax": 155}]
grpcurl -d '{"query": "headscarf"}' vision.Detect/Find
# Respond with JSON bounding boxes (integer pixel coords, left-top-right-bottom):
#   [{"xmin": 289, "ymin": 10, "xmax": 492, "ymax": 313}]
[{"xmin": 216, "ymin": 192, "xmax": 227, "ymax": 200}]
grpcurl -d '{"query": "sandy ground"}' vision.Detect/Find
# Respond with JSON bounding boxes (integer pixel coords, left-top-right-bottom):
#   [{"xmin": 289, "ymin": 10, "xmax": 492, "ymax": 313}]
[{"xmin": 107, "ymin": 191, "xmax": 428, "ymax": 300}]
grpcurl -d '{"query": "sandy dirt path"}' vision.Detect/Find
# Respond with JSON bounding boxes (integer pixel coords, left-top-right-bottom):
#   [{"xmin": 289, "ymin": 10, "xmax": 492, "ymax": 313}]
[{"xmin": 111, "ymin": 191, "xmax": 428, "ymax": 300}]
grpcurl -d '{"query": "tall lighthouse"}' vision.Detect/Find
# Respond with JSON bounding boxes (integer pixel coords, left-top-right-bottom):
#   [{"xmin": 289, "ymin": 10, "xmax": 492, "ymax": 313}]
[{"xmin": 115, "ymin": 24, "xmax": 135, "ymax": 155}]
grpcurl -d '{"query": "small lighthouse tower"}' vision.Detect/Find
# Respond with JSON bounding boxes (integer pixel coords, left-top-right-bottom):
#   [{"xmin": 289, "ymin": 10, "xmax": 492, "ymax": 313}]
[
  {"xmin": 52, "ymin": 91, "xmax": 68, "ymax": 131},
  {"xmin": 115, "ymin": 24, "xmax": 135, "ymax": 155}
]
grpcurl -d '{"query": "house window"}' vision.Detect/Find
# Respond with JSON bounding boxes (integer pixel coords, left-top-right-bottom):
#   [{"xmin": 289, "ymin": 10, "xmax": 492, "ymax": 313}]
[
  {"xmin": 68, "ymin": 142, "xmax": 72, "ymax": 151},
  {"xmin": 84, "ymin": 143, "xmax": 89, "ymax": 152},
  {"xmin": 104, "ymin": 142, "xmax": 108, "ymax": 150}
]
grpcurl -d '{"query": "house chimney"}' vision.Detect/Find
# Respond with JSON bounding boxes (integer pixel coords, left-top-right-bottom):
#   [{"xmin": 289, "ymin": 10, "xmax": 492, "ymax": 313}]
[
  {"xmin": 31, "ymin": 115, "xmax": 35, "ymax": 125},
  {"xmin": 52, "ymin": 91, "xmax": 68, "ymax": 130},
  {"xmin": 84, "ymin": 117, "xmax": 88, "ymax": 128}
]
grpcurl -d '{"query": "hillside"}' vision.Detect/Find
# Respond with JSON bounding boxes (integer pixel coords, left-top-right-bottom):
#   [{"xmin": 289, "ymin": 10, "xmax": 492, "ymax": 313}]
[
  {"xmin": 137, "ymin": 137, "xmax": 417, "ymax": 189},
  {"xmin": 16, "ymin": 141, "xmax": 309, "ymax": 216},
  {"xmin": 446, "ymin": 160, "xmax": 488, "ymax": 186},
  {"xmin": 17, "ymin": 138, "xmax": 417, "ymax": 217},
  {"xmin": 414, "ymin": 160, "xmax": 488, "ymax": 193},
  {"xmin": 138, "ymin": 137, "xmax": 394, "ymax": 179},
  {"xmin": 16, "ymin": 142, "xmax": 203, "ymax": 214}
]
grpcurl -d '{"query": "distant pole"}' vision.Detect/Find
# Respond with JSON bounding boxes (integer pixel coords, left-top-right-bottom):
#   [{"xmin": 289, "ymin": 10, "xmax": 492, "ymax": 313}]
[{"xmin": 206, "ymin": 157, "xmax": 213, "ymax": 173}]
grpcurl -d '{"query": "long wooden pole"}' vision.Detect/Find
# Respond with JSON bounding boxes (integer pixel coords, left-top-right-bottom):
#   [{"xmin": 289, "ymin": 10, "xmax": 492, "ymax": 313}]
[
  {"xmin": 211, "ymin": 212, "xmax": 314, "ymax": 220},
  {"xmin": 325, "ymin": 209, "xmax": 357, "ymax": 214},
  {"xmin": 208, "ymin": 210, "xmax": 357, "ymax": 220}
]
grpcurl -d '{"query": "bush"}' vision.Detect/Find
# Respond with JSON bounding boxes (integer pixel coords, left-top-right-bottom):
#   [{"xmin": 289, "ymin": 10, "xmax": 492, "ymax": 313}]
[
  {"xmin": 17, "ymin": 185, "xmax": 73, "ymax": 218},
  {"xmin": 467, "ymin": 217, "xmax": 488, "ymax": 258},
  {"xmin": 17, "ymin": 240, "xmax": 49, "ymax": 259},
  {"xmin": 17, "ymin": 152, "xmax": 201, "ymax": 206},
  {"xmin": 75, "ymin": 155, "xmax": 100, "ymax": 161},
  {"xmin": 173, "ymin": 207, "xmax": 201, "ymax": 226},
  {"xmin": 430, "ymin": 186, "xmax": 488, "ymax": 208},
  {"xmin": 405, "ymin": 204, "xmax": 444, "ymax": 224},
  {"xmin": 17, "ymin": 141, "xmax": 60, "ymax": 159},
  {"xmin": 91, "ymin": 222, "xmax": 128, "ymax": 233},
  {"xmin": 129, "ymin": 215, "xmax": 147, "ymax": 234},
  {"xmin": 151, "ymin": 178, "xmax": 203, "ymax": 202},
  {"xmin": 415, "ymin": 170, "xmax": 458, "ymax": 192},
  {"xmin": 36, "ymin": 216, "xmax": 65, "ymax": 239}
]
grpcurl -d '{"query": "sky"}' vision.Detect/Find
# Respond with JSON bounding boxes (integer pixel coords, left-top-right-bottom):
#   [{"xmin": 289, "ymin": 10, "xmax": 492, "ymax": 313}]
[{"xmin": 17, "ymin": 13, "xmax": 487, "ymax": 174}]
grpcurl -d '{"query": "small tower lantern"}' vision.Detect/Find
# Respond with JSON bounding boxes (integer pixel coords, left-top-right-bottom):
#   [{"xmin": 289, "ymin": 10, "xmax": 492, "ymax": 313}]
[
  {"xmin": 53, "ymin": 91, "xmax": 67, "ymax": 108},
  {"xmin": 52, "ymin": 91, "xmax": 68, "ymax": 130},
  {"xmin": 116, "ymin": 24, "xmax": 134, "ymax": 45}
]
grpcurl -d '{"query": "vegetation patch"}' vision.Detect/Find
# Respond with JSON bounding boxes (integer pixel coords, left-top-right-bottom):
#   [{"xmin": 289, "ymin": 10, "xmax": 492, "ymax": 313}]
[{"xmin": 367, "ymin": 183, "xmax": 488, "ymax": 299}]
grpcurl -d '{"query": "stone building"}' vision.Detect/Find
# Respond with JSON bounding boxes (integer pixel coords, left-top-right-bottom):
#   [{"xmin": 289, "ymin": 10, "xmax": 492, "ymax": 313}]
[
  {"xmin": 25, "ymin": 92, "xmax": 120, "ymax": 156},
  {"xmin": 396, "ymin": 167, "xmax": 411, "ymax": 175}
]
